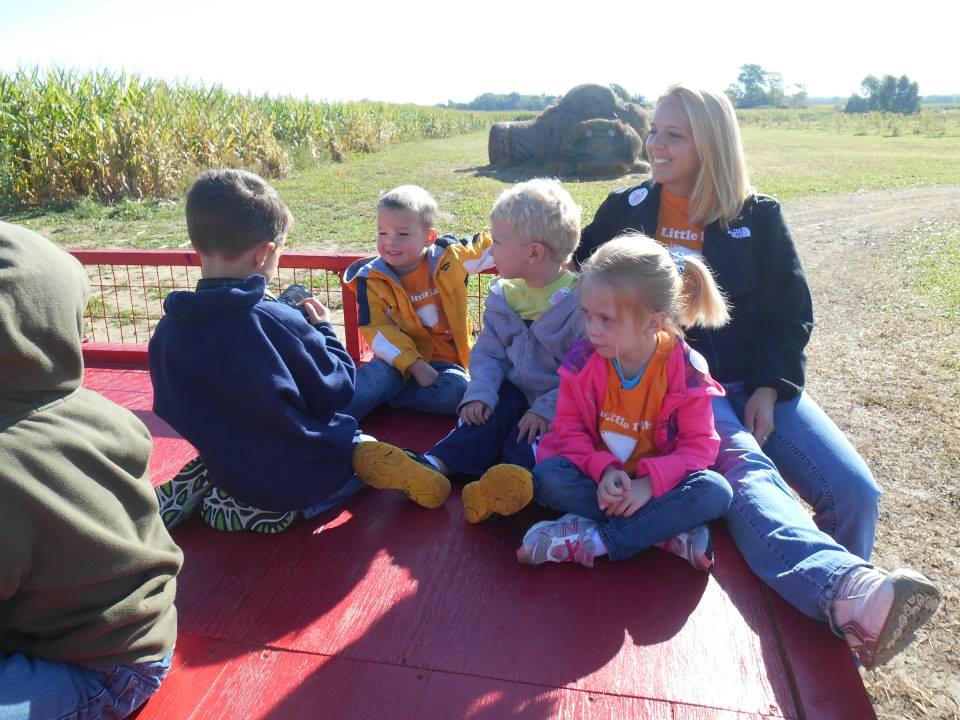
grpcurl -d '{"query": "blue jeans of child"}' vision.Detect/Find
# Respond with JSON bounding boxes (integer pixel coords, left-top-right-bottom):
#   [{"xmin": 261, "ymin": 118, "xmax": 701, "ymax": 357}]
[
  {"xmin": 0, "ymin": 651, "xmax": 171, "ymax": 720},
  {"xmin": 532, "ymin": 457, "xmax": 733, "ymax": 561},
  {"xmin": 713, "ymin": 391, "xmax": 870, "ymax": 627},
  {"xmin": 722, "ymin": 382, "xmax": 880, "ymax": 561},
  {"xmin": 429, "ymin": 381, "xmax": 537, "ymax": 478},
  {"xmin": 342, "ymin": 358, "xmax": 469, "ymax": 421}
]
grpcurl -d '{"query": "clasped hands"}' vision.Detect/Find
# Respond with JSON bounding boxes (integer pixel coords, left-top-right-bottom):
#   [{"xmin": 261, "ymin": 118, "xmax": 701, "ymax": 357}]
[{"xmin": 597, "ymin": 466, "xmax": 653, "ymax": 518}]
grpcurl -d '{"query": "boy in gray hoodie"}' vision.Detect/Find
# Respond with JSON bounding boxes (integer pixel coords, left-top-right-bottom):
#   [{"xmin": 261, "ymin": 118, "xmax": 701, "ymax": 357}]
[
  {"xmin": 352, "ymin": 179, "xmax": 585, "ymax": 522},
  {"xmin": 0, "ymin": 222, "xmax": 183, "ymax": 719}
]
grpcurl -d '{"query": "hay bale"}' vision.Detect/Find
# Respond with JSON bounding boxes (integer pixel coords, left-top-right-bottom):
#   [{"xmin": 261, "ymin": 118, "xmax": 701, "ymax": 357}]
[
  {"xmin": 562, "ymin": 119, "xmax": 643, "ymax": 165},
  {"xmin": 487, "ymin": 84, "xmax": 650, "ymax": 172},
  {"xmin": 488, "ymin": 122, "xmax": 513, "ymax": 165}
]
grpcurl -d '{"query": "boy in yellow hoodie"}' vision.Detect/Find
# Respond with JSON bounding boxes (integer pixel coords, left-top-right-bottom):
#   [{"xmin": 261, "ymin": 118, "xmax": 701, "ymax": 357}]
[{"xmin": 342, "ymin": 185, "xmax": 494, "ymax": 420}]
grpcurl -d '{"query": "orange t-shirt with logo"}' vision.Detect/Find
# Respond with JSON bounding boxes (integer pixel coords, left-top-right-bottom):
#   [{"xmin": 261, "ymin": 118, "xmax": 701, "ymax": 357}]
[
  {"xmin": 598, "ymin": 332, "xmax": 676, "ymax": 476},
  {"xmin": 398, "ymin": 260, "xmax": 459, "ymax": 364},
  {"xmin": 655, "ymin": 189, "xmax": 704, "ymax": 255}
]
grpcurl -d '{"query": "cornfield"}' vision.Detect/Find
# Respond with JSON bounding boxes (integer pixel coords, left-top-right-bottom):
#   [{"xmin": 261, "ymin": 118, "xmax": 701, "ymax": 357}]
[{"xmin": 0, "ymin": 67, "xmax": 518, "ymax": 208}]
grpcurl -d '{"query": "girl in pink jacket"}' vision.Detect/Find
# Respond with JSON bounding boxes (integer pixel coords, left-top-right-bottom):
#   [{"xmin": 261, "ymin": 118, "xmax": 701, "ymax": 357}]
[{"xmin": 517, "ymin": 234, "xmax": 734, "ymax": 570}]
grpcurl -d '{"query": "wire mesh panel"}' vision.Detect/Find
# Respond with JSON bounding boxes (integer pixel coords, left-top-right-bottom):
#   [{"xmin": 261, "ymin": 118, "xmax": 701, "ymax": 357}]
[
  {"xmin": 81, "ymin": 262, "xmax": 201, "ymax": 344},
  {"xmin": 69, "ymin": 249, "xmax": 494, "ymax": 363}
]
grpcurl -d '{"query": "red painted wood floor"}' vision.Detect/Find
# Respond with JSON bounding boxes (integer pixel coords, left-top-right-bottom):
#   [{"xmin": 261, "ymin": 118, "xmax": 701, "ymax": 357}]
[{"xmin": 83, "ymin": 362, "xmax": 876, "ymax": 720}]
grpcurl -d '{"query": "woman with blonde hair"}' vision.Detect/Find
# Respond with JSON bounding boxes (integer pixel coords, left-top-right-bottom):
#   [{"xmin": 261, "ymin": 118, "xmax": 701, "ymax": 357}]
[{"xmin": 573, "ymin": 83, "xmax": 939, "ymax": 669}]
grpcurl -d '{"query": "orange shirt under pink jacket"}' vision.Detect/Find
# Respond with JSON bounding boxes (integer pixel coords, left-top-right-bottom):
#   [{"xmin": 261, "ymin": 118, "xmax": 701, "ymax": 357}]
[{"xmin": 537, "ymin": 337, "xmax": 725, "ymax": 498}]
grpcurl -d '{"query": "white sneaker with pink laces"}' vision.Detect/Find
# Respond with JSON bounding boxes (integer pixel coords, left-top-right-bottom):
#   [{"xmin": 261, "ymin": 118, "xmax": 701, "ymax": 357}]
[
  {"xmin": 516, "ymin": 514, "xmax": 598, "ymax": 568},
  {"xmin": 830, "ymin": 566, "xmax": 940, "ymax": 669},
  {"xmin": 656, "ymin": 524, "xmax": 714, "ymax": 571}
]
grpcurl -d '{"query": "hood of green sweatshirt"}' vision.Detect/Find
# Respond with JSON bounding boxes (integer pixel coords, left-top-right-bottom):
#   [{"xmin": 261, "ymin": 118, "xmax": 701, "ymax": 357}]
[{"xmin": 0, "ymin": 222, "xmax": 89, "ymax": 423}]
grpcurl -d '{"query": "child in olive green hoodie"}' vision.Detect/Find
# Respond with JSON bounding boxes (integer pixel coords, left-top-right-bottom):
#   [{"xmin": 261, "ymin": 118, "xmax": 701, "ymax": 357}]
[{"xmin": 0, "ymin": 222, "xmax": 183, "ymax": 720}]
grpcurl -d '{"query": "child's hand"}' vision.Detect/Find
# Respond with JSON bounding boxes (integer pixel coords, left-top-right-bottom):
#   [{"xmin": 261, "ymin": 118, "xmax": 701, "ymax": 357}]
[
  {"xmin": 408, "ymin": 359, "xmax": 440, "ymax": 388},
  {"xmin": 459, "ymin": 400, "xmax": 492, "ymax": 426},
  {"xmin": 516, "ymin": 411, "xmax": 549, "ymax": 444},
  {"xmin": 606, "ymin": 475, "xmax": 653, "ymax": 518},
  {"xmin": 299, "ymin": 297, "xmax": 331, "ymax": 325},
  {"xmin": 597, "ymin": 466, "xmax": 631, "ymax": 512}
]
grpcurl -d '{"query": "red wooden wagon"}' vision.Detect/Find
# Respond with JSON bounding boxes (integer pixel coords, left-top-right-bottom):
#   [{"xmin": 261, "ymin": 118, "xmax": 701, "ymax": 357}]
[{"xmin": 73, "ymin": 249, "xmax": 876, "ymax": 720}]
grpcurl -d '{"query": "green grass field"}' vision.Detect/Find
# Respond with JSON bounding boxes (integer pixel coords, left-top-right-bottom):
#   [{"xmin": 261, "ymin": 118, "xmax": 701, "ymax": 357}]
[
  {"xmin": 743, "ymin": 127, "xmax": 960, "ymax": 198},
  {"xmin": 5, "ymin": 116, "xmax": 959, "ymax": 253}
]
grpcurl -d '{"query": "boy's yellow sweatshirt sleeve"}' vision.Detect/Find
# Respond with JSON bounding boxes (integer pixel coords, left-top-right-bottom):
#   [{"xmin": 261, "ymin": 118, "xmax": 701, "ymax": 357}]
[
  {"xmin": 450, "ymin": 231, "xmax": 496, "ymax": 274},
  {"xmin": 355, "ymin": 278, "xmax": 422, "ymax": 375}
]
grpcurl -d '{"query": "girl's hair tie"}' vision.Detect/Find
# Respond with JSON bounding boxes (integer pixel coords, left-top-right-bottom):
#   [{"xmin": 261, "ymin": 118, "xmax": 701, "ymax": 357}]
[{"xmin": 669, "ymin": 250, "xmax": 686, "ymax": 275}]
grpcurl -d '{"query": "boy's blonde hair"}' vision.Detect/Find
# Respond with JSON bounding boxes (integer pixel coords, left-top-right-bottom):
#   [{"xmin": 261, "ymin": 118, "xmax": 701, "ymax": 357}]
[
  {"xmin": 490, "ymin": 178, "xmax": 581, "ymax": 262},
  {"xmin": 658, "ymin": 84, "xmax": 753, "ymax": 228},
  {"xmin": 581, "ymin": 233, "xmax": 729, "ymax": 334},
  {"xmin": 378, "ymin": 185, "xmax": 438, "ymax": 230}
]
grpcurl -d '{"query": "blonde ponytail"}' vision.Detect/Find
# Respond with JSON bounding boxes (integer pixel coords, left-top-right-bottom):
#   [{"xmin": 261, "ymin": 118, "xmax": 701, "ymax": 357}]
[
  {"xmin": 678, "ymin": 254, "xmax": 729, "ymax": 329},
  {"xmin": 581, "ymin": 233, "xmax": 729, "ymax": 335}
]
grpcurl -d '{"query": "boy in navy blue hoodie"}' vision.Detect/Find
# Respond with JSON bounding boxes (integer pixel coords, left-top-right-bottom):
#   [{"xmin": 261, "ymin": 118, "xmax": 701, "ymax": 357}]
[{"xmin": 149, "ymin": 169, "xmax": 450, "ymax": 532}]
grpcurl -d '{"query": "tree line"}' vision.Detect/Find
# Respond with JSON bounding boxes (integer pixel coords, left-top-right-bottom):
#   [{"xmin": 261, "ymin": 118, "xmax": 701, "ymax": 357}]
[
  {"xmin": 725, "ymin": 64, "xmax": 808, "ymax": 108},
  {"xmin": 441, "ymin": 92, "xmax": 560, "ymax": 111},
  {"xmin": 441, "ymin": 84, "xmax": 647, "ymax": 112},
  {"xmin": 447, "ymin": 71, "xmax": 933, "ymax": 114},
  {"xmin": 726, "ymin": 64, "xmax": 922, "ymax": 114},
  {"xmin": 843, "ymin": 75, "xmax": 920, "ymax": 114}
]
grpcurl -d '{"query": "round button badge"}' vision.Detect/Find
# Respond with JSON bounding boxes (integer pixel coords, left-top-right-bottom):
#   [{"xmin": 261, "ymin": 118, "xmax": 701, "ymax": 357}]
[{"xmin": 628, "ymin": 188, "xmax": 648, "ymax": 206}]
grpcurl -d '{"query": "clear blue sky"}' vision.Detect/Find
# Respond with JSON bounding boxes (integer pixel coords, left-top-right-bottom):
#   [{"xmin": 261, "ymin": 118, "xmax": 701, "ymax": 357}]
[{"xmin": 2, "ymin": 0, "xmax": 955, "ymax": 104}]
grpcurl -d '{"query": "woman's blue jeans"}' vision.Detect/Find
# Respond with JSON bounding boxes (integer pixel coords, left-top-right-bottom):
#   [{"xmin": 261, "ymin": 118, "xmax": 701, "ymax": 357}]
[
  {"xmin": 713, "ymin": 385, "xmax": 873, "ymax": 624},
  {"xmin": 0, "ymin": 651, "xmax": 171, "ymax": 720},
  {"xmin": 532, "ymin": 456, "xmax": 733, "ymax": 562},
  {"xmin": 342, "ymin": 358, "xmax": 468, "ymax": 421},
  {"xmin": 724, "ymin": 381, "xmax": 880, "ymax": 560}
]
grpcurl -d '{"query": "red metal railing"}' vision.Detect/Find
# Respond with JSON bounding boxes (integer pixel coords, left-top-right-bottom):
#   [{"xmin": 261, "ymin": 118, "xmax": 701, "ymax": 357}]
[{"xmin": 70, "ymin": 249, "xmax": 492, "ymax": 364}]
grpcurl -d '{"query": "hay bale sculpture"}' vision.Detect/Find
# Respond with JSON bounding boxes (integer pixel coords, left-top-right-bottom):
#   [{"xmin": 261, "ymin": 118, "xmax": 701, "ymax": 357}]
[{"xmin": 488, "ymin": 84, "xmax": 650, "ymax": 176}]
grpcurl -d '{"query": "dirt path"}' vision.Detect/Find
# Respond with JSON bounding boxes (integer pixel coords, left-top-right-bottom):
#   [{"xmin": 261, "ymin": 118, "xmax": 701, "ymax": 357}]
[
  {"xmin": 786, "ymin": 184, "xmax": 960, "ymax": 240},
  {"xmin": 780, "ymin": 185, "xmax": 960, "ymax": 719}
]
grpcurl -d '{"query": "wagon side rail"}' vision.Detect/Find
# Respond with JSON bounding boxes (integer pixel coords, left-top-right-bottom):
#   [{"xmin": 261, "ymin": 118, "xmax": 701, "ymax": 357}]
[{"xmin": 69, "ymin": 249, "xmax": 493, "ymax": 364}]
